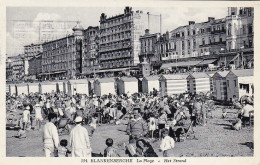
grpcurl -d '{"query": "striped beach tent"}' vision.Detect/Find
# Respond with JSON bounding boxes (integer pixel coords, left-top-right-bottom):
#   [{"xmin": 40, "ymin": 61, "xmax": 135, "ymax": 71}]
[
  {"xmin": 159, "ymin": 74, "xmax": 188, "ymax": 97},
  {"xmin": 212, "ymin": 71, "xmax": 229, "ymax": 101},
  {"xmin": 187, "ymin": 72, "xmax": 210, "ymax": 94}
]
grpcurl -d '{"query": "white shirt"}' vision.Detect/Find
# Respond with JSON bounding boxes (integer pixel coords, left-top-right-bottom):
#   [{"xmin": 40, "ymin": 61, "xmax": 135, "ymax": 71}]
[
  {"xmin": 42, "ymin": 122, "xmax": 59, "ymax": 148},
  {"xmin": 23, "ymin": 110, "xmax": 30, "ymax": 122},
  {"xmin": 69, "ymin": 124, "xmax": 92, "ymax": 157},
  {"xmin": 160, "ymin": 136, "xmax": 175, "ymax": 151},
  {"xmin": 241, "ymin": 105, "xmax": 254, "ymax": 117},
  {"xmin": 34, "ymin": 107, "xmax": 42, "ymax": 119}
]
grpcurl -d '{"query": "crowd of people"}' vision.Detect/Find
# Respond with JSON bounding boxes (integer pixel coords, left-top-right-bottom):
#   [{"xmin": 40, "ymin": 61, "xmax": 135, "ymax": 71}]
[{"xmin": 6, "ymin": 88, "xmax": 254, "ymax": 157}]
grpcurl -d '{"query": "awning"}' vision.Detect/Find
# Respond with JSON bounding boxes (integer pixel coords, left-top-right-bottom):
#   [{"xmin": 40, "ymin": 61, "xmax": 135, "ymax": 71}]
[
  {"xmin": 161, "ymin": 60, "xmax": 202, "ymax": 69},
  {"xmin": 38, "ymin": 71, "xmax": 66, "ymax": 75},
  {"xmin": 228, "ymin": 54, "xmax": 240, "ymax": 64},
  {"xmin": 96, "ymin": 68, "xmax": 130, "ymax": 73},
  {"xmin": 197, "ymin": 59, "xmax": 217, "ymax": 66},
  {"xmin": 51, "ymin": 71, "xmax": 67, "ymax": 74}
]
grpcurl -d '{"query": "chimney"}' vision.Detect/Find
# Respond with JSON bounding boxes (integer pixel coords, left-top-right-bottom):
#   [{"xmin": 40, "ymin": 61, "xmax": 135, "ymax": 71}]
[
  {"xmin": 189, "ymin": 21, "xmax": 195, "ymax": 25},
  {"xmin": 208, "ymin": 17, "xmax": 215, "ymax": 22}
]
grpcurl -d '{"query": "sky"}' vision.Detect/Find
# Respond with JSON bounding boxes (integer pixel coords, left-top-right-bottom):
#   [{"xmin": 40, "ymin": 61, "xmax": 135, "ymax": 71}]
[{"xmin": 6, "ymin": 7, "xmax": 227, "ymax": 56}]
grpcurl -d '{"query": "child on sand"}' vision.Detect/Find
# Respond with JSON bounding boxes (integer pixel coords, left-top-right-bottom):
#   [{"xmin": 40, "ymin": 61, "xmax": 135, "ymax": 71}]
[
  {"xmin": 89, "ymin": 114, "xmax": 98, "ymax": 136},
  {"xmin": 104, "ymin": 138, "xmax": 120, "ymax": 157},
  {"xmin": 58, "ymin": 139, "xmax": 71, "ymax": 157},
  {"xmin": 148, "ymin": 114, "xmax": 156, "ymax": 139},
  {"xmin": 160, "ymin": 129, "xmax": 175, "ymax": 157}
]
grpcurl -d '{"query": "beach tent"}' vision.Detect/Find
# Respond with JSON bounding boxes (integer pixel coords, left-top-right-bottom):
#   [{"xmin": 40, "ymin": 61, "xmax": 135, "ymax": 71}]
[
  {"xmin": 88, "ymin": 79, "xmax": 95, "ymax": 96},
  {"xmin": 117, "ymin": 77, "xmax": 138, "ymax": 95},
  {"xmin": 142, "ymin": 76, "xmax": 160, "ymax": 94},
  {"xmin": 187, "ymin": 72, "xmax": 210, "ymax": 94},
  {"xmin": 212, "ymin": 71, "xmax": 229, "ymax": 101},
  {"xmin": 94, "ymin": 78, "xmax": 116, "ymax": 96},
  {"xmin": 207, "ymin": 73, "xmax": 215, "ymax": 92},
  {"xmin": 10, "ymin": 84, "xmax": 17, "ymax": 96},
  {"xmin": 28, "ymin": 83, "xmax": 40, "ymax": 93},
  {"xmin": 56, "ymin": 81, "xmax": 67, "ymax": 93},
  {"xmin": 67, "ymin": 79, "xmax": 89, "ymax": 96},
  {"xmin": 226, "ymin": 69, "xmax": 254, "ymax": 101},
  {"xmin": 16, "ymin": 83, "xmax": 29, "ymax": 95},
  {"xmin": 159, "ymin": 74, "xmax": 188, "ymax": 97},
  {"xmin": 39, "ymin": 81, "xmax": 58, "ymax": 94}
]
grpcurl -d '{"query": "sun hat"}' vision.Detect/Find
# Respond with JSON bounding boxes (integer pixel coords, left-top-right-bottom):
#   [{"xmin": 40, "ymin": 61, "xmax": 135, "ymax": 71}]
[
  {"xmin": 74, "ymin": 116, "xmax": 83, "ymax": 123},
  {"xmin": 26, "ymin": 106, "xmax": 30, "ymax": 110}
]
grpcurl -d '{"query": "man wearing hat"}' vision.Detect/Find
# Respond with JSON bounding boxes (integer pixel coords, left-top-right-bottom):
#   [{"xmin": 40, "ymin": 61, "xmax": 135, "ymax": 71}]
[
  {"xmin": 126, "ymin": 108, "xmax": 148, "ymax": 143},
  {"xmin": 69, "ymin": 116, "xmax": 92, "ymax": 157}
]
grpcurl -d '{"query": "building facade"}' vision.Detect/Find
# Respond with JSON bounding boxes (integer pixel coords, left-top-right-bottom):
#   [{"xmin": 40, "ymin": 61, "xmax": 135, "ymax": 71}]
[
  {"xmin": 41, "ymin": 22, "xmax": 84, "ymax": 80},
  {"xmin": 158, "ymin": 7, "xmax": 253, "ymax": 70},
  {"xmin": 99, "ymin": 7, "xmax": 160, "ymax": 71},
  {"xmin": 28, "ymin": 54, "xmax": 42, "ymax": 80},
  {"xmin": 6, "ymin": 54, "xmax": 27, "ymax": 82},
  {"xmin": 82, "ymin": 26, "xmax": 100, "ymax": 75},
  {"xmin": 24, "ymin": 43, "xmax": 43, "ymax": 59},
  {"xmin": 139, "ymin": 29, "xmax": 160, "ymax": 64}
]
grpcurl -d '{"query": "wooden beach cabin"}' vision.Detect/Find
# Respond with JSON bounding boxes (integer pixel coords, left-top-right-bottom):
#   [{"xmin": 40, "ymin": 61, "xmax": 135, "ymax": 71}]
[
  {"xmin": 226, "ymin": 69, "xmax": 254, "ymax": 101},
  {"xmin": 28, "ymin": 83, "xmax": 40, "ymax": 93},
  {"xmin": 159, "ymin": 74, "xmax": 188, "ymax": 97},
  {"xmin": 117, "ymin": 77, "xmax": 138, "ymax": 95},
  {"xmin": 142, "ymin": 76, "xmax": 160, "ymax": 94},
  {"xmin": 212, "ymin": 71, "xmax": 229, "ymax": 101},
  {"xmin": 39, "ymin": 81, "xmax": 58, "ymax": 94},
  {"xmin": 67, "ymin": 79, "xmax": 89, "ymax": 96},
  {"xmin": 16, "ymin": 83, "xmax": 29, "ymax": 95},
  {"xmin": 9, "ymin": 84, "xmax": 17, "ymax": 96},
  {"xmin": 187, "ymin": 72, "xmax": 211, "ymax": 94},
  {"xmin": 94, "ymin": 78, "xmax": 116, "ymax": 97}
]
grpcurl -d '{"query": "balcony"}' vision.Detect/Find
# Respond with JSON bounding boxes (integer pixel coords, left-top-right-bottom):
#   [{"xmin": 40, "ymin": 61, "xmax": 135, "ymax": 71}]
[
  {"xmin": 211, "ymin": 30, "xmax": 226, "ymax": 34},
  {"xmin": 99, "ymin": 54, "xmax": 132, "ymax": 61},
  {"xmin": 199, "ymin": 44, "xmax": 210, "ymax": 48},
  {"xmin": 209, "ymin": 41, "xmax": 226, "ymax": 46}
]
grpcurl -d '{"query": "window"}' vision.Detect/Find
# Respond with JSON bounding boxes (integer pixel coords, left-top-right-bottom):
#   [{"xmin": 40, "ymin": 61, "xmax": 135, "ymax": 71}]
[
  {"xmin": 248, "ymin": 8, "xmax": 252, "ymax": 16},
  {"xmin": 193, "ymin": 39, "xmax": 196, "ymax": 48},
  {"xmin": 202, "ymin": 38, "xmax": 205, "ymax": 45},
  {"xmin": 193, "ymin": 30, "xmax": 196, "ymax": 35},
  {"xmin": 249, "ymin": 39, "xmax": 253, "ymax": 48},
  {"xmin": 227, "ymin": 80, "xmax": 229, "ymax": 87},
  {"xmin": 234, "ymin": 80, "xmax": 237, "ymax": 87},
  {"xmin": 248, "ymin": 24, "xmax": 253, "ymax": 34},
  {"xmin": 228, "ymin": 23, "xmax": 232, "ymax": 36},
  {"xmin": 182, "ymin": 32, "xmax": 185, "ymax": 37},
  {"xmin": 242, "ymin": 25, "xmax": 246, "ymax": 34}
]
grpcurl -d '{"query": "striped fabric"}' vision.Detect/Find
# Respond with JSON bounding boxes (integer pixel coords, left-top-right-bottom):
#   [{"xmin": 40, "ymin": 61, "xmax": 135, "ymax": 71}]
[
  {"xmin": 6, "ymin": 85, "xmax": 10, "ymax": 94},
  {"xmin": 166, "ymin": 79, "xmax": 187, "ymax": 95},
  {"xmin": 194, "ymin": 78, "xmax": 210, "ymax": 93}
]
